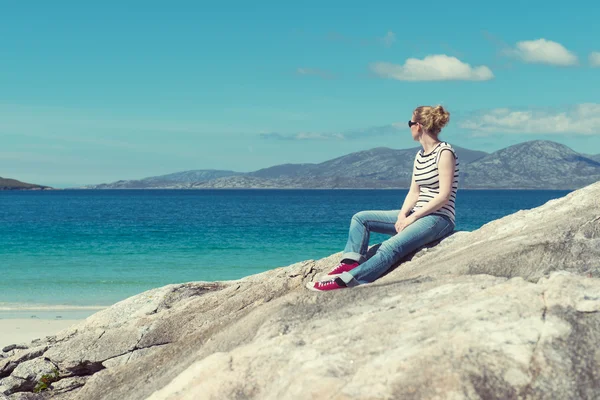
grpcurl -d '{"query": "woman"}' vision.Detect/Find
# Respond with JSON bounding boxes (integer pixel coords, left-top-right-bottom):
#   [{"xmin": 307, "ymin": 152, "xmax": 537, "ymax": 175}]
[{"xmin": 307, "ymin": 105, "xmax": 459, "ymax": 291}]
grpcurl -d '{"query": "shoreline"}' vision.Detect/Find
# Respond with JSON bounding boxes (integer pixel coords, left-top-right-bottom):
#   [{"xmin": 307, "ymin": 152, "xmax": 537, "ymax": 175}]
[
  {"xmin": 0, "ymin": 319, "xmax": 82, "ymax": 349},
  {"xmin": 0, "ymin": 303, "xmax": 107, "ymax": 318},
  {"xmin": 62, "ymin": 187, "xmax": 575, "ymax": 191},
  {"xmin": 0, "ymin": 305, "xmax": 106, "ymax": 348}
]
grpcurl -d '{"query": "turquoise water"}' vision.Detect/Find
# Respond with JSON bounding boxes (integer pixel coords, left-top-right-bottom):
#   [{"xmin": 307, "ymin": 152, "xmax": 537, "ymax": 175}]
[{"xmin": 0, "ymin": 189, "xmax": 570, "ymax": 317}]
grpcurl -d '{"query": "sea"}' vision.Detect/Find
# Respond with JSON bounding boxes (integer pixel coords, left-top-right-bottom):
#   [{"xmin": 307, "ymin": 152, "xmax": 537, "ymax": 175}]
[{"xmin": 0, "ymin": 189, "xmax": 571, "ymax": 319}]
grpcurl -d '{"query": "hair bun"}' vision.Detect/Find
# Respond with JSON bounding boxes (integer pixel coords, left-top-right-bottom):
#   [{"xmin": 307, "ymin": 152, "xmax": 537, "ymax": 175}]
[
  {"xmin": 432, "ymin": 105, "xmax": 450, "ymax": 129},
  {"xmin": 413, "ymin": 105, "xmax": 450, "ymax": 136}
]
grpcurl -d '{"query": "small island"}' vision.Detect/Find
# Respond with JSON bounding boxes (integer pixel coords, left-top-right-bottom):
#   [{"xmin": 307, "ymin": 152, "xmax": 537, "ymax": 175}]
[{"xmin": 0, "ymin": 177, "xmax": 53, "ymax": 191}]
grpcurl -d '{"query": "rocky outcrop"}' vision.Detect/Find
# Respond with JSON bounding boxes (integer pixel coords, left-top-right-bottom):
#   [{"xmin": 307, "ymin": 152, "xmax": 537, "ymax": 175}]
[{"xmin": 1, "ymin": 181, "xmax": 599, "ymax": 399}]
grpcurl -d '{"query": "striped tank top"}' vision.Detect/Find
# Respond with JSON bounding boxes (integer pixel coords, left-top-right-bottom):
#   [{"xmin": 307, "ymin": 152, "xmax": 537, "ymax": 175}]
[{"xmin": 411, "ymin": 142, "xmax": 459, "ymax": 224}]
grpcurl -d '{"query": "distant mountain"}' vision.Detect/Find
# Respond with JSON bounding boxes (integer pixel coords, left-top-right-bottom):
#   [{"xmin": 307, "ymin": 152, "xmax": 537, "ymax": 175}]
[
  {"xmin": 82, "ymin": 170, "xmax": 241, "ymax": 189},
  {"xmin": 248, "ymin": 163, "xmax": 316, "ymax": 179},
  {"xmin": 245, "ymin": 147, "xmax": 416, "ymax": 187},
  {"xmin": 142, "ymin": 170, "xmax": 241, "ymax": 183},
  {"xmin": 249, "ymin": 146, "xmax": 486, "ymax": 181},
  {"xmin": 461, "ymin": 140, "xmax": 600, "ymax": 189},
  {"xmin": 453, "ymin": 147, "xmax": 490, "ymax": 164},
  {"xmin": 0, "ymin": 177, "xmax": 51, "ymax": 190},
  {"xmin": 84, "ymin": 145, "xmax": 487, "ymax": 189},
  {"xmin": 182, "ymin": 145, "xmax": 488, "ymax": 189},
  {"xmin": 82, "ymin": 141, "xmax": 599, "ymax": 190},
  {"xmin": 588, "ymin": 154, "xmax": 600, "ymax": 163}
]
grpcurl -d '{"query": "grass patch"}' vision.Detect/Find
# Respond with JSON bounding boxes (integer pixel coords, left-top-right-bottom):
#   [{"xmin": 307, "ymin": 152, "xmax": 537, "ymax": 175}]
[{"xmin": 34, "ymin": 368, "xmax": 60, "ymax": 393}]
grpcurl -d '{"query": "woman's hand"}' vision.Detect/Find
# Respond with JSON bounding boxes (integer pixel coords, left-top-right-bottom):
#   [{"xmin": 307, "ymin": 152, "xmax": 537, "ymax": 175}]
[
  {"xmin": 395, "ymin": 214, "xmax": 406, "ymax": 233},
  {"xmin": 395, "ymin": 214, "xmax": 417, "ymax": 233}
]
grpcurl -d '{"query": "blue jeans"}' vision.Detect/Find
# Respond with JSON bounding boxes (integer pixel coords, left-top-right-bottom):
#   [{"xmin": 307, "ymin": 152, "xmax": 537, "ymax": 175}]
[{"xmin": 339, "ymin": 210, "xmax": 454, "ymax": 286}]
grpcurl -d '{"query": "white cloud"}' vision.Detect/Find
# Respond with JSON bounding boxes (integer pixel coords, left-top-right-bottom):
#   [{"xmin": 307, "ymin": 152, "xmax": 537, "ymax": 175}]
[
  {"xmin": 590, "ymin": 52, "xmax": 600, "ymax": 67},
  {"xmin": 370, "ymin": 55, "xmax": 494, "ymax": 81},
  {"xmin": 261, "ymin": 132, "xmax": 345, "ymax": 141},
  {"xmin": 379, "ymin": 31, "xmax": 396, "ymax": 47},
  {"xmin": 296, "ymin": 67, "xmax": 334, "ymax": 79},
  {"xmin": 296, "ymin": 132, "xmax": 344, "ymax": 140},
  {"xmin": 459, "ymin": 104, "xmax": 600, "ymax": 135},
  {"xmin": 506, "ymin": 39, "xmax": 578, "ymax": 66}
]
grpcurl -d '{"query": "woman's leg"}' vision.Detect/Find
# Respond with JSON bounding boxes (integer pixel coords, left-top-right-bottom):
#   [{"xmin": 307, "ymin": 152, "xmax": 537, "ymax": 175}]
[
  {"xmin": 341, "ymin": 210, "xmax": 400, "ymax": 264},
  {"xmin": 340, "ymin": 214, "xmax": 454, "ymax": 285}
]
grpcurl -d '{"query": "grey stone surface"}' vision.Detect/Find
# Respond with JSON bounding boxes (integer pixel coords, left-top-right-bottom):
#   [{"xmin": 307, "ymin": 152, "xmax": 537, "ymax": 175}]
[
  {"xmin": 49, "ymin": 377, "xmax": 86, "ymax": 394},
  {"xmin": 1, "ymin": 181, "xmax": 599, "ymax": 399},
  {"xmin": 11, "ymin": 359, "xmax": 56, "ymax": 384},
  {"xmin": 141, "ymin": 272, "xmax": 600, "ymax": 400},
  {"xmin": 0, "ymin": 348, "xmax": 47, "ymax": 380},
  {"xmin": 0, "ymin": 347, "xmax": 26, "ymax": 355},
  {"xmin": 102, "ymin": 347, "xmax": 161, "ymax": 369},
  {"xmin": 7, "ymin": 393, "xmax": 42, "ymax": 400},
  {"xmin": 0, "ymin": 361, "xmax": 16, "ymax": 380},
  {"xmin": 44, "ymin": 327, "xmax": 142, "ymax": 375},
  {"xmin": 0, "ymin": 376, "xmax": 27, "ymax": 396}
]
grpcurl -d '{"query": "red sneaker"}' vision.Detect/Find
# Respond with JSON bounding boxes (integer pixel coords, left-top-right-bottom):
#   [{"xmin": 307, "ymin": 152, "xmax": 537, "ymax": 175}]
[
  {"xmin": 327, "ymin": 261, "xmax": 359, "ymax": 276},
  {"xmin": 306, "ymin": 278, "xmax": 347, "ymax": 292}
]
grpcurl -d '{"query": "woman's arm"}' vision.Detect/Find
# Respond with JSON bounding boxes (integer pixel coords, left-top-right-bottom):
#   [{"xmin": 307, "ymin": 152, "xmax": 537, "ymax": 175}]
[
  {"xmin": 409, "ymin": 149, "xmax": 455, "ymax": 220},
  {"xmin": 398, "ymin": 177, "xmax": 420, "ymax": 218}
]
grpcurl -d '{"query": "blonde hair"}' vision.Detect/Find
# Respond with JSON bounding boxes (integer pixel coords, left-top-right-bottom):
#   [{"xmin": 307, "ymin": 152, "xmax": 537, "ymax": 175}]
[{"xmin": 413, "ymin": 105, "xmax": 450, "ymax": 137}]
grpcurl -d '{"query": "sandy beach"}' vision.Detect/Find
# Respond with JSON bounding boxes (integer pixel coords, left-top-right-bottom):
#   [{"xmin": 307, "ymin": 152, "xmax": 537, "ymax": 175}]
[{"xmin": 0, "ymin": 319, "xmax": 81, "ymax": 349}]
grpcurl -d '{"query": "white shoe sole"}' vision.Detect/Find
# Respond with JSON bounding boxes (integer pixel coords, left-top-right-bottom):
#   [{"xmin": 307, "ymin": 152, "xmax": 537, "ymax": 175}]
[
  {"xmin": 318, "ymin": 273, "xmax": 341, "ymax": 281},
  {"xmin": 305, "ymin": 281, "xmax": 322, "ymax": 291},
  {"xmin": 306, "ymin": 275, "xmax": 349, "ymax": 291}
]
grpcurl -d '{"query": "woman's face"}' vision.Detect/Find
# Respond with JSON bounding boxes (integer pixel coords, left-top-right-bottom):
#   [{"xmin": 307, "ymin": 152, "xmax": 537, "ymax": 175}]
[{"xmin": 410, "ymin": 113, "xmax": 420, "ymax": 141}]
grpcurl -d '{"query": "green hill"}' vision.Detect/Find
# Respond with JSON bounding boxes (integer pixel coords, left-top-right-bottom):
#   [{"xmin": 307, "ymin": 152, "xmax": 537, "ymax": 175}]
[{"xmin": 0, "ymin": 177, "xmax": 51, "ymax": 190}]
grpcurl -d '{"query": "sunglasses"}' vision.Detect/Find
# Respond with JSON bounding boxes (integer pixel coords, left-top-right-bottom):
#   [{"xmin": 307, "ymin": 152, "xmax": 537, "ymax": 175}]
[{"xmin": 408, "ymin": 120, "xmax": 419, "ymax": 127}]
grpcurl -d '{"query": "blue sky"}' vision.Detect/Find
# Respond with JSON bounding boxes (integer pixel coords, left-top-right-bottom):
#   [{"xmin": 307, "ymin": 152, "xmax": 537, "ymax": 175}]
[{"xmin": 1, "ymin": 0, "xmax": 599, "ymax": 187}]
